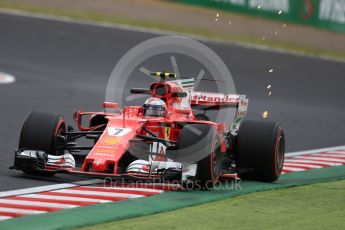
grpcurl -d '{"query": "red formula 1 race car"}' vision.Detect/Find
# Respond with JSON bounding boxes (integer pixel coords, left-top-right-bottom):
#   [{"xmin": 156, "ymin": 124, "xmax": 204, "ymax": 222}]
[{"xmin": 11, "ymin": 72, "xmax": 285, "ymax": 189}]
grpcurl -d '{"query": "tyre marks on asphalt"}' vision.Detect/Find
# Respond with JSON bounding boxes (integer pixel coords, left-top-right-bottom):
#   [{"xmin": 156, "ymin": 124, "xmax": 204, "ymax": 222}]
[{"xmin": 1, "ymin": 148, "xmax": 345, "ymax": 221}]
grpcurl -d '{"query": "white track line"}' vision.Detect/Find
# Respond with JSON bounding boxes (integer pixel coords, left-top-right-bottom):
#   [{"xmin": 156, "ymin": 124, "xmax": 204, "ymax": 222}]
[
  {"xmin": 0, "ymin": 207, "xmax": 46, "ymax": 214},
  {"xmin": 20, "ymin": 194, "xmax": 111, "ymax": 203},
  {"xmin": 323, "ymin": 151, "xmax": 345, "ymax": 155},
  {"xmin": 332, "ymin": 150, "xmax": 345, "ymax": 154},
  {"xmin": 282, "ymin": 166, "xmax": 305, "ymax": 171},
  {"xmin": 0, "ymin": 216, "xmax": 11, "ymax": 220},
  {"xmin": 53, "ymin": 189, "xmax": 144, "ymax": 199},
  {"xmin": 283, "ymin": 162, "xmax": 323, "ymax": 168},
  {"xmin": 0, "ymin": 179, "xmax": 102, "ymax": 198},
  {"xmin": 285, "ymin": 145, "xmax": 345, "ymax": 157},
  {"xmin": 293, "ymin": 156, "xmax": 345, "ymax": 163},
  {"xmin": 0, "ymin": 8, "xmax": 344, "ymax": 64},
  {"xmin": 0, "ymin": 199, "xmax": 78, "ymax": 209},
  {"xmin": 311, "ymin": 153, "xmax": 345, "ymax": 158},
  {"xmin": 85, "ymin": 186, "xmax": 164, "ymax": 194},
  {"xmin": 284, "ymin": 158, "xmax": 342, "ymax": 166}
]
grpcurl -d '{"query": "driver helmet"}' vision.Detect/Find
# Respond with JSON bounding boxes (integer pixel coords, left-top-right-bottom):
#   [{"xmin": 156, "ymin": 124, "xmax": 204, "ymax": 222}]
[{"xmin": 143, "ymin": 98, "xmax": 167, "ymax": 117}]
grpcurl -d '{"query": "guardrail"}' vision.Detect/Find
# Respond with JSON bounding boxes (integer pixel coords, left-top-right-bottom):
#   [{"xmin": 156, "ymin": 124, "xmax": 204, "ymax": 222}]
[{"xmin": 173, "ymin": 0, "xmax": 345, "ymax": 33}]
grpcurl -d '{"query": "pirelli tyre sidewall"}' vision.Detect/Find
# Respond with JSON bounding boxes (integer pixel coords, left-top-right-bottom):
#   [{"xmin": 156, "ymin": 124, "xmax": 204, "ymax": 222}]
[
  {"xmin": 195, "ymin": 138, "xmax": 222, "ymax": 189},
  {"xmin": 176, "ymin": 124, "xmax": 221, "ymax": 190},
  {"xmin": 19, "ymin": 111, "xmax": 66, "ymax": 176},
  {"xmin": 236, "ymin": 120, "xmax": 285, "ymax": 182}
]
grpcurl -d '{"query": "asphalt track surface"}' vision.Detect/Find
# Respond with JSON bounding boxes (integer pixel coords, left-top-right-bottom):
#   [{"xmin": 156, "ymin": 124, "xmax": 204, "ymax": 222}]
[{"xmin": 0, "ymin": 12, "xmax": 345, "ymax": 191}]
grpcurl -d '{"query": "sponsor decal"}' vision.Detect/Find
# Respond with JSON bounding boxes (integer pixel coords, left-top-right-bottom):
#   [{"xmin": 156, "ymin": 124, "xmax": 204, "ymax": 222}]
[
  {"xmin": 164, "ymin": 127, "xmax": 171, "ymax": 139},
  {"xmin": 319, "ymin": 0, "xmax": 345, "ymax": 24},
  {"xmin": 103, "ymin": 136, "xmax": 120, "ymax": 145},
  {"xmin": 213, "ymin": 0, "xmax": 290, "ymax": 13},
  {"xmin": 248, "ymin": 0, "xmax": 289, "ymax": 12},
  {"xmin": 94, "ymin": 148, "xmax": 114, "ymax": 154},
  {"xmin": 93, "ymin": 152, "xmax": 113, "ymax": 157},
  {"xmin": 193, "ymin": 93, "xmax": 240, "ymax": 103},
  {"xmin": 212, "ymin": 0, "xmax": 245, "ymax": 6},
  {"xmin": 97, "ymin": 144, "xmax": 117, "ymax": 149},
  {"xmin": 95, "ymin": 159, "xmax": 103, "ymax": 166},
  {"xmin": 108, "ymin": 127, "xmax": 132, "ymax": 136},
  {"xmin": 299, "ymin": 0, "xmax": 315, "ymax": 19},
  {"xmin": 237, "ymin": 98, "xmax": 249, "ymax": 117}
]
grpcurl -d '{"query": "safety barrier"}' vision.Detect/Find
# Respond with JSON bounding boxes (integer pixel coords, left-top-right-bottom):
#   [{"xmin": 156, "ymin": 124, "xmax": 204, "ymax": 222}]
[{"xmin": 173, "ymin": 0, "xmax": 345, "ymax": 33}]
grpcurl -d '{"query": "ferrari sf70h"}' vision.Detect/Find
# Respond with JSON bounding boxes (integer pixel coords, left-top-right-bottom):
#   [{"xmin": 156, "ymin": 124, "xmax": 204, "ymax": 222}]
[{"xmin": 11, "ymin": 72, "xmax": 285, "ymax": 189}]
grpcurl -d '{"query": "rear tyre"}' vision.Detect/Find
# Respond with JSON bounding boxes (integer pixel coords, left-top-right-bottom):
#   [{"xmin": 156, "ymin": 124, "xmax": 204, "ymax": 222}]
[
  {"xmin": 19, "ymin": 111, "xmax": 66, "ymax": 176},
  {"xmin": 236, "ymin": 120, "xmax": 285, "ymax": 182},
  {"xmin": 176, "ymin": 124, "xmax": 221, "ymax": 190}
]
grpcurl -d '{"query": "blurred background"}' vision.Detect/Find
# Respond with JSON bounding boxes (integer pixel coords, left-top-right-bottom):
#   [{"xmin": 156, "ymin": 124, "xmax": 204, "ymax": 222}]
[{"xmin": 1, "ymin": 0, "xmax": 345, "ymax": 58}]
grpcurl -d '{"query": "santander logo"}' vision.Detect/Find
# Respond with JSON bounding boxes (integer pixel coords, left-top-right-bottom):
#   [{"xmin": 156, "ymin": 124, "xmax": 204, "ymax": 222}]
[{"xmin": 192, "ymin": 93, "xmax": 240, "ymax": 103}]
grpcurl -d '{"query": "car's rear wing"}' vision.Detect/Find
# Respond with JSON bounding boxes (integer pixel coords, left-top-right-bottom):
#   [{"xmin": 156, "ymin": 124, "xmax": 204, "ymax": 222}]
[
  {"xmin": 191, "ymin": 91, "xmax": 245, "ymax": 108},
  {"xmin": 170, "ymin": 78, "xmax": 248, "ymax": 134},
  {"xmin": 191, "ymin": 91, "xmax": 249, "ymax": 134},
  {"xmin": 170, "ymin": 78, "xmax": 248, "ymax": 112}
]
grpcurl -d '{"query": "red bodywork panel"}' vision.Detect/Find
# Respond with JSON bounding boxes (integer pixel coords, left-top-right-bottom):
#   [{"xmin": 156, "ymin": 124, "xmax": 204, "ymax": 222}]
[
  {"xmin": 83, "ymin": 117, "xmax": 144, "ymax": 173},
  {"xmin": 72, "ymin": 108, "xmax": 225, "ymax": 175}
]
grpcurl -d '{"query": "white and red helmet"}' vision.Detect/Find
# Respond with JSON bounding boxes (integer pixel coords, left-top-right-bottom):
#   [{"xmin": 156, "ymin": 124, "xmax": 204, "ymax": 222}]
[{"xmin": 143, "ymin": 98, "xmax": 167, "ymax": 117}]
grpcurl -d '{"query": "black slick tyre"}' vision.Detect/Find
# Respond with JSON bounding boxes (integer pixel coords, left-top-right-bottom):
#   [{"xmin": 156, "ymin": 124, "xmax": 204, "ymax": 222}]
[
  {"xmin": 19, "ymin": 111, "xmax": 66, "ymax": 176},
  {"xmin": 236, "ymin": 120, "xmax": 285, "ymax": 182},
  {"xmin": 176, "ymin": 124, "xmax": 221, "ymax": 189}
]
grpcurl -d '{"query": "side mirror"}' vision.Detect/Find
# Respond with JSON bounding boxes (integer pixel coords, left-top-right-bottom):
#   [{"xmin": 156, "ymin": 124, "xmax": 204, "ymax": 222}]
[
  {"xmin": 130, "ymin": 88, "xmax": 151, "ymax": 94},
  {"xmin": 103, "ymin": 102, "xmax": 118, "ymax": 109}
]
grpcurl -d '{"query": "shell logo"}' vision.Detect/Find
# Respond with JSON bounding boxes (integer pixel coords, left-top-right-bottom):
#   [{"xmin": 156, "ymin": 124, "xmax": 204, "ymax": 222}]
[{"xmin": 103, "ymin": 137, "xmax": 120, "ymax": 145}]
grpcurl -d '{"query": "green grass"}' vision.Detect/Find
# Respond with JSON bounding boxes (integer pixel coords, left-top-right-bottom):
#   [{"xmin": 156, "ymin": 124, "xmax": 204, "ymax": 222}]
[
  {"xmin": 0, "ymin": 0, "xmax": 345, "ymax": 61},
  {"xmin": 76, "ymin": 179, "xmax": 345, "ymax": 230}
]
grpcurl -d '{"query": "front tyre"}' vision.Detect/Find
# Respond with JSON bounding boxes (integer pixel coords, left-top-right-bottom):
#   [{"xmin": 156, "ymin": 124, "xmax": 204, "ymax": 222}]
[
  {"xmin": 236, "ymin": 120, "xmax": 285, "ymax": 182},
  {"xmin": 19, "ymin": 111, "xmax": 66, "ymax": 176},
  {"xmin": 195, "ymin": 139, "xmax": 222, "ymax": 189},
  {"xmin": 176, "ymin": 124, "xmax": 221, "ymax": 190}
]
